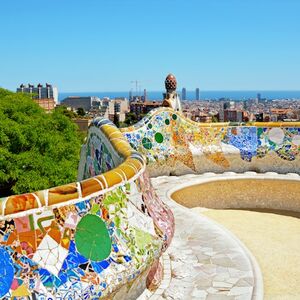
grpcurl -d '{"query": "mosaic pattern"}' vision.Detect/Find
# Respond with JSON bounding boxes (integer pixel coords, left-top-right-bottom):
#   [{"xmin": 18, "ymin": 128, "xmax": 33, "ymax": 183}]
[
  {"xmin": 83, "ymin": 130, "xmax": 115, "ymax": 178},
  {"xmin": 257, "ymin": 127, "xmax": 300, "ymax": 161},
  {"xmin": 122, "ymin": 108, "xmax": 300, "ymax": 170},
  {"xmin": 0, "ymin": 186, "xmax": 160, "ymax": 299},
  {"xmin": 3, "ymin": 108, "xmax": 299, "ymax": 299},
  {"xmin": 0, "ymin": 118, "xmax": 174, "ymax": 299},
  {"xmin": 223, "ymin": 126, "xmax": 257, "ymax": 162}
]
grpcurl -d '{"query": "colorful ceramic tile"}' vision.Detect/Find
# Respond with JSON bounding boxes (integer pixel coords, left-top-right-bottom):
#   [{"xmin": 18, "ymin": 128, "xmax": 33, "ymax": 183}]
[{"xmin": 32, "ymin": 234, "xmax": 69, "ymax": 276}]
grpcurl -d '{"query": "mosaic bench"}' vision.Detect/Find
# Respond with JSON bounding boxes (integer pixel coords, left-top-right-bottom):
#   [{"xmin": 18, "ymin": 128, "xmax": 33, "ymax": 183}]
[
  {"xmin": 2, "ymin": 107, "xmax": 300, "ymax": 299},
  {"xmin": 0, "ymin": 118, "xmax": 174, "ymax": 299},
  {"xmin": 121, "ymin": 107, "xmax": 300, "ymax": 176}
]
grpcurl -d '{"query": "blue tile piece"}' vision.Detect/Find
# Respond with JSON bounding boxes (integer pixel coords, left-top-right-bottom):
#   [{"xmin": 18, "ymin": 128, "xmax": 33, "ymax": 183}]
[{"xmin": 0, "ymin": 246, "xmax": 14, "ymax": 298}]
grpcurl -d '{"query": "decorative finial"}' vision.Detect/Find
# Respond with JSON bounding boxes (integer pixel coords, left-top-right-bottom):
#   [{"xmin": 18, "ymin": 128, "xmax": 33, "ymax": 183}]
[
  {"xmin": 165, "ymin": 74, "xmax": 177, "ymax": 93},
  {"xmin": 162, "ymin": 73, "xmax": 182, "ymax": 111}
]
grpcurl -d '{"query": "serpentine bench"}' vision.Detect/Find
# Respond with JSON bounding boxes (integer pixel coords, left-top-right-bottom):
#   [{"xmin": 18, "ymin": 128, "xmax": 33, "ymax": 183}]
[{"xmin": 0, "ymin": 118, "xmax": 174, "ymax": 299}]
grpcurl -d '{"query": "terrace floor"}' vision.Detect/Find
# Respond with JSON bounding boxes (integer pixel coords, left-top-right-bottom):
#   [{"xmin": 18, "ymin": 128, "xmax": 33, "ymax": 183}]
[
  {"xmin": 139, "ymin": 173, "xmax": 300, "ymax": 300},
  {"xmin": 201, "ymin": 208, "xmax": 300, "ymax": 300}
]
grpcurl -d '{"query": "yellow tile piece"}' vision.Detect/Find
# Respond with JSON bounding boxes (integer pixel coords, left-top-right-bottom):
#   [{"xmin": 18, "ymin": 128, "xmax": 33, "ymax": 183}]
[
  {"xmin": 103, "ymin": 170, "xmax": 123, "ymax": 187},
  {"xmin": 12, "ymin": 284, "xmax": 31, "ymax": 297},
  {"xmin": 48, "ymin": 183, "xmax": 78, "ymax": 205}
]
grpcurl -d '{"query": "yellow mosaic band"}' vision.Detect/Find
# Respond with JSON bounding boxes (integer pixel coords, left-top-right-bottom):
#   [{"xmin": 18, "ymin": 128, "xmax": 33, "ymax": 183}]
[{"xmin": 0, "ymin": 120, "xmax": 146, "ymax": 219}]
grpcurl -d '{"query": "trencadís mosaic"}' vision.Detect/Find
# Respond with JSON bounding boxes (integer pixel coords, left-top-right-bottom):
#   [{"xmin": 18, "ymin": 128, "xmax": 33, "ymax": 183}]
[
  {"xmin": 122, "ymin": 108, "xmax": 300, "ymax": 172},
  {"xmin": 0, "ymin": 118, "xmax": 174, "ymax": 299}
]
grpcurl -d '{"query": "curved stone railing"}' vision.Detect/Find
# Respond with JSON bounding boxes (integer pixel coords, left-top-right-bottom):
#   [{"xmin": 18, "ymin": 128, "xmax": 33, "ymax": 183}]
[
  {"xmin": 121, "ymin": 107, "xmax": 300, "ymax": 176},
  {"xmin": 0, "ymin": 118, "xmax": 174, "ymax": 299}
]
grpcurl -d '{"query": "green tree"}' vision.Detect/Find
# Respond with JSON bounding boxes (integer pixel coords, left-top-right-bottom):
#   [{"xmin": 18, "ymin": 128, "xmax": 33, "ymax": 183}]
[
  {"xmin": 124, "ymin": 112, "xmax": 138, "ymax": 125},
  {"xmin": 113, "ymin": 114, "xmax": 120, "ymax": 128},
  {"xmin": 211, "ymin": 115, "xmax": 219, "ymax": 123},
  {"xmin": 0, "ymin": 88, "xmax": 83, "ymax": 196},
  {"xmin": 55, "ymin": 105, "xmax": 78, "ymax": 119},
  {"xmin": 77, "ymin": 107, "xmax": 85, "ymax": 117}
]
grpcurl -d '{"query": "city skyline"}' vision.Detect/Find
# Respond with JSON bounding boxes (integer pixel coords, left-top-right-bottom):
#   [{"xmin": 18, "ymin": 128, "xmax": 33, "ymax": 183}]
[{"xmin": 0, "ymin": 0, "xmax": 300, "ymax": 92}]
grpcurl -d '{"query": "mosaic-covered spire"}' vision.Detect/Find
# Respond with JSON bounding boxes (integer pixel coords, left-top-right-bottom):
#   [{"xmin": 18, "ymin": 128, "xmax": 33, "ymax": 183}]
[{"xmin": 165, "ymin": 74, "xmax": 177, "ymax": 93}]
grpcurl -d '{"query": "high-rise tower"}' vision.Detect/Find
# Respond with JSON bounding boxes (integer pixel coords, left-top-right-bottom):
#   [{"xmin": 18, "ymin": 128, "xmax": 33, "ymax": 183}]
[
  {"xmin": 196, "ymin": 88, "xmax": 200, "ymax": 100},
  {"xmin": 17, "ymin": 83, "xmax": 58, "ymax": 104},
  {"xmin": 17, "ymin": 83, "xmax": 57, "ymax": 112},
  {"xmin": 182, "ymin": 87, "xmax": 187, "ymax": 100}
]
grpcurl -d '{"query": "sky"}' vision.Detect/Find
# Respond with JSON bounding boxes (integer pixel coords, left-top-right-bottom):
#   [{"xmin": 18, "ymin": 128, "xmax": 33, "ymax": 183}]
[{"xmin": 0, "ymin": 0, "xmax": 299, "ymax": 92}]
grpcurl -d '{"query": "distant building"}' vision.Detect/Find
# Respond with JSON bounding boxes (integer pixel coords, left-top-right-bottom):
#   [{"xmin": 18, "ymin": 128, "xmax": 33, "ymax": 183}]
[
  {"xmin": 35, "ymin": 98, "xmax": 56, "ymax": 112},
  {"xmin": 257, "ymin": 93, "xmax": 261, "ymax": 102},
  {"xmin": 17, "ymin": 83, "xmax": 58, "ymax": 104},
  {"xmin": 182, "ymin": 88, "xmax": 187, "ymax": 100},
  {"xmin": 191, "ymin": 113, "xmax": 212, "ymax": 123},
  {"xmin": 224, "ymin": 110, "xmax": 244, "ymax": 122},
  {"xmin": 223, "ymin": 101, "xmax": 235, "ymax": 110},
  {"xmin": 109, "ymin": 98, "xmax": 129, "ymax": 114},
  {"xmin": 131, "ymin": 95, "xmax": 143, "ymax": 102},
  {"xmin": 143, "ymin": 89, "xmax": 147, "ymax": 102},
  {"xmin": 101, "ymin": 98, "xmax": 114, "ymax": 120},
  {"xmin": 130, "ymin": 101, "xmax": 161, "ymax": 119},
  {"xmin": 113, "ymin": 98, "xmax": 129, "ymax": 122},
  {"xmin": 196, "ymin": 88, "xmax": 200, "ymax": 100},
  {"xmin": 129, "ymin": 90, "xmax": 133, "ymax": 102},
  {"xmin": 219, "ymin": 109, "xmax": 244, "ymax": 122},
  {"xmin": 61, "ymin": 96, "xmax": 100, "ymax": 112},
  {"xmin": 101, "ymin": 98, "xmax": 129, "ymax": 122},
  {"xmin": 17, "ymin": 83, "xmax": 58, "ymax": 112},
  {"xmin": 270, "ymin": 108, "xmax": 293, "ymax": 121}
]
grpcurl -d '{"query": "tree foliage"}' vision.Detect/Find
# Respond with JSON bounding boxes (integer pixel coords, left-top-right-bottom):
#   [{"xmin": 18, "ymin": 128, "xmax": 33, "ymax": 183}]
[
  {"xmin": 113, "ymin": 113, "xmax": 120, "ymax": 128},
  {"xmin": 211, "ymin": 115, "xmax": 219, "ymax": 123},
  {"xmin": 76, "ymin": 107, "xmax": 85, "ymax": 117},
  {"xmin": 56, "ymin": 105, "xmax": 78, "ymax": 119},
  {"xmin": 0, "ymin": 89, "xmax": 83, "ymax": 196},
  {"xmin": 124, "ymin": 112, "xmax": 138, "ymax": 125}
]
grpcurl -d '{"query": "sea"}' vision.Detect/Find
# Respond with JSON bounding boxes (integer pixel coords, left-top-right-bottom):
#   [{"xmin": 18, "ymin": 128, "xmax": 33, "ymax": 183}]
[{"xmin": 58, "ymin": 91, "xmax": 300, "ymax": 102}]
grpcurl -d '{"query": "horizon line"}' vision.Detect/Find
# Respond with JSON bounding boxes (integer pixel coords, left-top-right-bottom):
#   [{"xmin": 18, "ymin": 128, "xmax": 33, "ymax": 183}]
[{"xmin": 59, "ymin": 89, "xmax": 300, "ymax": 93}]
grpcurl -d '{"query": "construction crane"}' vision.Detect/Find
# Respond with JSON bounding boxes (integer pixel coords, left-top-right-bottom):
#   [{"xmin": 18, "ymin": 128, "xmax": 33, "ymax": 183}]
[{"xmin": 130, "ymin": 80, "xmax": 141, "ymax": 97}]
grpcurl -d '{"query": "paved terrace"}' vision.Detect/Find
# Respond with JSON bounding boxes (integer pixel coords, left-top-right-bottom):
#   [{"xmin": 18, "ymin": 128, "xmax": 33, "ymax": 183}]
[{"xmin": 139, "ymin": 174, "xmax": 264, "ymax": 300}]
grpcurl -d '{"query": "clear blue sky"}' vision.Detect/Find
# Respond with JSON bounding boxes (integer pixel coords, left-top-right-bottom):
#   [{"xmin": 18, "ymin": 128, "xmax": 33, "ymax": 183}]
[{"xmin": 0, "ymin": 0, "xmax": 299, "ymax": 92}]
